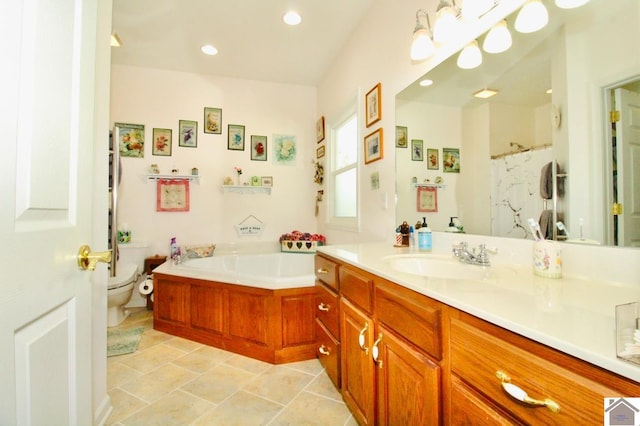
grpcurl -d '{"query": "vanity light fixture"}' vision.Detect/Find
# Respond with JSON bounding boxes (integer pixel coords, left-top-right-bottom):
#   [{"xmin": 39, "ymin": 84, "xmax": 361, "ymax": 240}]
[
  {"xmin": 555, "ymin": 0, "xmax": 590, "ymax": 8},
  {"xmin": 110, "ymin": 32, "xmax": 122, "ymax": 47},
  {"xmin": 283, "ymin": 11, "xmax": 302, "ymax": 26},
  {"xmin": 433, "ymin": 0, "xmax": 460, "ymax": 43},
  {"xmin": 461, "ymin": 0, "xmax": 495, "ymax": 20},
  {"xmin": 482, "ymin": 20, "xmax": 512, "ymax": 54},
  {"xmin": 410, "ymin": 9, "xmax": 436, "ymax": 61},
  {"xmin": 474, "ymin": 88, "xmax": 498, "ymax": 98},
  {"xmin": 200, "ymin": 44, "xmax": 218, "ymax": 55},
  {"xmin": 457, "ymin": 40, "xmax": 482, "ymax": 69},
  {"xmin": 515, "ymin": 0, "xmax": 549, "ymax": 33}
]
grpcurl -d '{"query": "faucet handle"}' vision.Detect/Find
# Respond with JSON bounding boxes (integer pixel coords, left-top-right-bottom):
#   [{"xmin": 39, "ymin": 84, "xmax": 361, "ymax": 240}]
[{"xmin": 475, "ymin": 244, "xmax": 497, "ymax": 265}]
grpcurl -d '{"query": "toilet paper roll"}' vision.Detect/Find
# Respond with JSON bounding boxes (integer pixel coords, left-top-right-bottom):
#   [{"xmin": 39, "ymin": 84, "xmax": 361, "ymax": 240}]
[{"xmin": 139, "ymin": 278, "xmax": 154, "ymax": 295}]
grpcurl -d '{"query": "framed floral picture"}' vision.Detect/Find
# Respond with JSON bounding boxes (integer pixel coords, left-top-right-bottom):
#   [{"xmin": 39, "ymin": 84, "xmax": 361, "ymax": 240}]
[
  {"xmin": 316, "ymin": 116, "xmax": 325, "ymax": 143},
  {"xmin": 204, "ymin": 107, "xmax": 222, "ymax": 134},
  {"xmin": 273, "ymin": 134, "xmax": 297, "ymax": 165},
  {"xmin": 364, "ymin": 128, "xmax": 383, "ymax": 164},
  {"xmin": 316, "ymin": 145, "xmax": 325, "ymax": 159},
  {"xmin": 152, "ymin": 128, "xmax": 172, "ymax": 156},
  {"xmin": 417, "ymin": 186, "xmax": 438, "ymax": 212},
  {"xmin": 427, "ymin": 148, "xmax": 439, "ymax": 170},
  {"xmin": 115, "ymin": 122, "xmax": 145, "ymax": 158},
  {"xmin": 178, "ymin": 120, "xmax": 197, "ymax": 148},
  {"xmin": 228, "ymin": 124, "xmax": 245, "ymax": 151},
  {"xmin": 411, "ymin": 139, "xmax": 423, "ymax": 161},
  {"xmin": 443, "ymin": 147, "xmax": 460, "ymax": 173},
  {"xmin": 365, "ymin": 83, "xmax": 382, "ymax": 127},
  {"xmin": 250, "ymin": 135, "xmax": 267, "ymax": 161},
  {"xmin": 396, "ymin": 126, "xmax": 408, "ymax": 148}
]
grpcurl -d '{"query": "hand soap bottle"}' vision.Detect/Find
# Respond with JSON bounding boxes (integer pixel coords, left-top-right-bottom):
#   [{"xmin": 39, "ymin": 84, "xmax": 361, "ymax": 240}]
[{"xmin": 418, "ymin": 218, "xmax": 432, "ymax": 251}]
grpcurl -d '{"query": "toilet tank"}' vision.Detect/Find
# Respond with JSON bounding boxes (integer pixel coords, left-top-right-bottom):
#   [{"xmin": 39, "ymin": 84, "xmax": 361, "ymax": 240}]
[{"xmin": 118, "ymin": 242, "xmax": 150, "ymax": 272}]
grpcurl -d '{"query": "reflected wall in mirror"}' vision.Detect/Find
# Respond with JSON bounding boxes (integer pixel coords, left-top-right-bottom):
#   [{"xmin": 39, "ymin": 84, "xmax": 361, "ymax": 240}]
[{"xmin": 396, "ymin": 0, "xmax": 640, "ymax": 247}]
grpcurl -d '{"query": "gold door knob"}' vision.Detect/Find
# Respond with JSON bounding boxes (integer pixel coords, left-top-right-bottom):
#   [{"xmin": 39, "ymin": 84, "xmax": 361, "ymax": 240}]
[{"xmin": 77, "ymin": 245, "xmax": 112, "ymax": 271}]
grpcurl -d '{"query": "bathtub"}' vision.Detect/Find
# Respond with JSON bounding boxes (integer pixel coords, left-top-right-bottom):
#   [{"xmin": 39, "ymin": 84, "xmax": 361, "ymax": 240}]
[
  {"xmin": 152, "ymin": 251, "xmax": 316, "ymax": 290},
  {"xmin": 152, "ymin": 249, "xmax": 318, "ymax": 364}
]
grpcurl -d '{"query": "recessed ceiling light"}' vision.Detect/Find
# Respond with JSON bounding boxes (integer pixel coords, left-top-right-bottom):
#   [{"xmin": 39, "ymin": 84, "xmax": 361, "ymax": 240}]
[
  {"xmin": 201, "ymin": 44, "xmax": 218, "ymax": 56},
  {"xmin": 283, "ymin": 11, "xmax": 302, "ymax": 26},
  {"xmin": 419, "ymin": 79, "xmax": 434, "ymax": 87},
  {"xmin": 474, "ymin": 88, "xmax": 498, "ymax": 99}
]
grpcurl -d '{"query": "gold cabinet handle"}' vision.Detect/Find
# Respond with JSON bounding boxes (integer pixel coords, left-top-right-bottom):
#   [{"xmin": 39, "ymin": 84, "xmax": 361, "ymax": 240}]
[
  {"xmin": 77, "ymin": 245, "xmax": 112, "ymax": 271},
  {"xmin": 496, "ymin": 371, "xmax": 560, "ymax": 413},
  {"xmin": 316, "ymin": 267, "xmax": 328, "ymax": 275},
  {"xmin": 358, "ymin": 322, "xmax": 369, "ymax": 354},
  {"xmin": 318, "ymin": 345, "xmax": 331, "ymax": 356},
  {"xmin": 318, "ymin": 302, "xmax": 330, "ymax": 312},
  {"xmin": 372, "ymin": 333, "xmax": 384, "ymax": 369}
]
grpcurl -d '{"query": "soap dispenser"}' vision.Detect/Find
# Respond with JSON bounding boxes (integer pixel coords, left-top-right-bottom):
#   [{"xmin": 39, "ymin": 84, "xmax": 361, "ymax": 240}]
[
  {"xmin": 417, "ymin": 218, "xmax": 432, "ymax": 251},
  {"xmin": 447, "ymin": 217, "xmax": 460, "ymax": 233}
]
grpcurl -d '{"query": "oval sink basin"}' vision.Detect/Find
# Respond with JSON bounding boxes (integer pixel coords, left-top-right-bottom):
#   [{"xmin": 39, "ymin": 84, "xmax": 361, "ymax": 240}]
[{"xmin": 384, "ymin": 254, "xmax": 488, "ymax": 281}]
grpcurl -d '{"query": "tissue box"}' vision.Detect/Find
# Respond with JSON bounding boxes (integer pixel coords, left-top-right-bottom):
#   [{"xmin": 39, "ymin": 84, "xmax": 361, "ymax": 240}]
[
  {"xmin": 280, "ymin": 241, "xmax": 322, "ymax": 253},
  {"xmin": 185, "ymin": 244, "xmax": 215, "ymax": 258}
]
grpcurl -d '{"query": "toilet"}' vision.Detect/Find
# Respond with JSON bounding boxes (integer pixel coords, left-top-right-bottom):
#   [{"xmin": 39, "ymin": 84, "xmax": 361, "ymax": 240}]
[{"xmin": 107, "ymin": 243, "xmax": 150, "ymax": 327}]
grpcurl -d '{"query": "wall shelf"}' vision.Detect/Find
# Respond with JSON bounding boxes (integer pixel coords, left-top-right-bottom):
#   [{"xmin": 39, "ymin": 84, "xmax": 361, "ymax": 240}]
[
  {"xmin": 413, "ymin": 183, "xmax": 446, "ymax": 190},
  {"xmin": 222, "ymin": 185, "xmax": 271, "ymax": 195},
  {"xmin": 144, "ymin": 174, "xmax": 200, "ymax": 184}
]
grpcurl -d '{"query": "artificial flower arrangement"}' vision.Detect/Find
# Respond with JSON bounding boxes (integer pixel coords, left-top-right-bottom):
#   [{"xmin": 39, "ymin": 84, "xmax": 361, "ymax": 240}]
[{"xmin": 279, "ymin": 230, "xmax": 326, "ymax": 253}]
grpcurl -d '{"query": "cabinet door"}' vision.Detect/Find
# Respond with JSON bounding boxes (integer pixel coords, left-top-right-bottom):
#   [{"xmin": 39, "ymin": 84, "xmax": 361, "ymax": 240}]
[
  {"xmin": 340, "ymin": 297, "xmax": 375, "ymax": 425},
  {"xmin": 375, "ymin": 326, "xmax": 441, "ymax": 425}
]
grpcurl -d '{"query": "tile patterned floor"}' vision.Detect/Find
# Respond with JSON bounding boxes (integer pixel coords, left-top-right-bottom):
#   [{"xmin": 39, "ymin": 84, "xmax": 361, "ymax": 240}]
[{"xmin": 107, "ymin": 309, "xmax": 356, "ymax": 425}]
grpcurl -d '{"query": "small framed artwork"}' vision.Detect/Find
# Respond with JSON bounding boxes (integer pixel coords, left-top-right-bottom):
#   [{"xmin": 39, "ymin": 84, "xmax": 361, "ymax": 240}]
[
  {"xmin": 316, "ymin": 116, "xmax": 325, "ymax": 143},
  {"xmin": 427, "ymin": 148, "xmax": 439, "ymax": 170},
  {"xmin": 411, "ymin": 139, "xmax": 423, "ymax": 161},
  {"xmin": 115, "ymin": 122, "xmax": 145, "ymax": 158},
  {"xmin": 365, "ymin": 83, "xmax": 382, "ymax": 127},
  {"xmin": 204, "ymin": 107, "xmax": 222, "ymax": 134},
  {"xmin": 250, "ymin": 135, "xmax": 267, "ymax": 160},
  {"xmin": 178, "ymin": 120, "xmax": 197, "ymax": 148},
  {"xmin": 157, "ymin": 179, "xmax": 190, "ymax": 212},
  {"xmin": 261, "ymin": 176, "xmax": 273, "ymax": 187},
  {"xmin": 228, "ymin": 124, "xmax": 245, "ymax": 151},
  {"xmin": 417, "ymin": 186, "xmax": 438, "ymax": 212},
  {"xmin": 396, "ymin": 126, "xmax": 408, "ymax": 148},
  {"xmin": 273, "ymin": 134, "xmax": 297, "ymax": 165},
  {"xmin": 152, "ymin": 128, "xmax": 172, "ymax": 156},
  {"xmin": 443, "ymin": 147, "xmax": 460, "ymax": 173},
  {"xmin": 317, "ymin": 145, "xmax": 325, "ymax": 159},
  {"xmin": 364, "ymin": 128, "xmax": 383, "ymax": 164}
]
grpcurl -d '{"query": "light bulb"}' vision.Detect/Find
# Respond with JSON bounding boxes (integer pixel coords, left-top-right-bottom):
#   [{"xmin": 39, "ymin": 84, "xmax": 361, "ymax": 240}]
[
  {"xmin": 515, "ymin": 0, "xmax": 548, "ymax": 34},
  {"xmin": 462, "ymin": 0, "xmax": 494, "ymax": 19},
  {"xmin": 483, "ymin": 20, "xmax": 512, "ymax": 54},
  {"xmin": 433, "ymin": 2, "xmax": 459, "ymax": 43},
  {"xmin": 457, "ymin": 40, "xmax": 482, "ymax": 69},
  {"xmin": 411, "ymin": 28, "xmax": 435, "ymax": 61},
  {"xmin": 555, "ymin": 0, "xmax": 589, "ymax": 8},
  {"xmin": 282, "ymin": 11, "xmax": 302, "ymax": 26}
]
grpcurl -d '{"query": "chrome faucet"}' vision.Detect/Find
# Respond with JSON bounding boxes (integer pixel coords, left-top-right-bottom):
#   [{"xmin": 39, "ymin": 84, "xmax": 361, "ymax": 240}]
[{"xmin": 452, "ymin": 242, "xmax": 497, "ymax": 266}]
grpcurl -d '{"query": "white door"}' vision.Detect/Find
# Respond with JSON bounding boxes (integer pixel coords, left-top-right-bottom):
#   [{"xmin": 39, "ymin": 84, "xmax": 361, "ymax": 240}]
[
  {"xmin": 0, "ymin": 0, "xmax": 103, "ymax": 424},
  {"xmin": 616, "ymin": 88, "xmax": 640, "ymax": 247}
]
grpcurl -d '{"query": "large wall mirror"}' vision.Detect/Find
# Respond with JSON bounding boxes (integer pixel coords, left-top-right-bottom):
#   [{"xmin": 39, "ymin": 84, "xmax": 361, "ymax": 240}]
[{"xmin": 396, "ymin": 0, "xmax": 640, "ymax": 247}]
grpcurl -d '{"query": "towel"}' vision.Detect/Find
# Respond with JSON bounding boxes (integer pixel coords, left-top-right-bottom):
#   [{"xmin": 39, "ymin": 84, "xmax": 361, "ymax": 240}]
[
  {"xmin": 540, "ymin": 161, "xmax": 553, "ymax": 200},
  {"xmin": 538, "ymin": 209, "xmax": 554, "ymax": 240}
]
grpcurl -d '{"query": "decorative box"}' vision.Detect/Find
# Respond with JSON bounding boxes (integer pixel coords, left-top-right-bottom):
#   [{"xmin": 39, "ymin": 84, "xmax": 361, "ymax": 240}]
[{"xmin": 280, "ymin": 241, "xmax": 322, "ymax": 253}]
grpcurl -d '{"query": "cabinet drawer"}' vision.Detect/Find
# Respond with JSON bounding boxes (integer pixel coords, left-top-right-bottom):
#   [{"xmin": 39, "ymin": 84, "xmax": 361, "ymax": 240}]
[
  {"xmin": 315, "ymin": 255, "xmax": 339, "ymax": 291},
  {"xmin": 316, "ymin": 282, "xmax": 339, "ymax": 338},
  {"xmin": 450, "ymin": 318, "xmax": 618, "ymax": 425},
  {"xmin": 450, "ymin": 374, "xmax": 522, "ymax": 425},
  {"xmin": 375, "ymin": 279, "xmax": 442, "ymax": 360},
  {"xmin": 316, "ymin": 318, "xmax": 340, "ymax": 389},
  {"xmin": 340, "ymin": 266, "xmax": 373, "ymax": 314}
]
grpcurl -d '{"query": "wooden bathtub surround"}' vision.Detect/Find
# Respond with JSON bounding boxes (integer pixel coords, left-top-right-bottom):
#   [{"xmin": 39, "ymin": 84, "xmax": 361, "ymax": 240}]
[
  {"xmin": 315, "ymin": 252, "xmax": 640, "ymax": 425},
  {"xmin": 153, "ymin": 273, "xmax": 316, "ymax": 364}
]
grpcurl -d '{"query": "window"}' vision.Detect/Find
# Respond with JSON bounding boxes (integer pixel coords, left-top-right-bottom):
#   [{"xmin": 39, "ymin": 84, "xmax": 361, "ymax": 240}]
[{"xmin": 328, "ymin": 113, "xmax": 359, "ymax": 230}]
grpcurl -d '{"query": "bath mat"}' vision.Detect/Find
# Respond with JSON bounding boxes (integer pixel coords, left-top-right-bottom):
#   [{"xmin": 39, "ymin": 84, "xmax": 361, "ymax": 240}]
[{"xmin": 107, "ymin": 327, "xmax": 144, "ymax": 357}]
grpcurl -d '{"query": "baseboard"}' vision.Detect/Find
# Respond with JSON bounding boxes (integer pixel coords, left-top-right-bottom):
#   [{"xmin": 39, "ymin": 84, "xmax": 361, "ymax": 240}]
[{"xmin": 94, "ymin": 394, "xmax": 112, "ymax": 426}]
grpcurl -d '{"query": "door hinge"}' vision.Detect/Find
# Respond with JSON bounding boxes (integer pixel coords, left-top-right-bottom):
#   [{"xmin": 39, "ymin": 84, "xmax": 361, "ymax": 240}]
[
  {"xmin": 612, "ymin": 203, "xmax": 623, "ymax": 215},
  {"xmin": 610, "ymin": 110, "xmax": 620, "ymax": 123}
]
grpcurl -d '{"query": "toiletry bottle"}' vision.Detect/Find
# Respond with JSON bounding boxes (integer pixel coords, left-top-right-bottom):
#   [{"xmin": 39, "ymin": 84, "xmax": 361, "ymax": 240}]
[
  {"xmin": 418, "ymin": 218, "xmax": 432, "ymax": 251},
  {"xmin": 170, "ymin": 237, "xmax": 177, "ymax": 260},
  {"xmin": 409, "ymin": 226, "xmax": 415, "ymax": 248}
]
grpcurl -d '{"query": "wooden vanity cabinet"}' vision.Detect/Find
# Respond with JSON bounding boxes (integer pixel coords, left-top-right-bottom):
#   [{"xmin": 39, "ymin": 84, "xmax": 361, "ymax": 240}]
[{"xmin": 315, "ymin": 254, "xmax": 341, "ymax": 388}]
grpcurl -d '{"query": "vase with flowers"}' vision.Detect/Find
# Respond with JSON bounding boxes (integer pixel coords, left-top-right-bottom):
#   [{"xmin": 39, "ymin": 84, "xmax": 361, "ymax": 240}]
[
  {"xmin": 234, "ymin": 166, "xmax": 242, "ymax": 186},
  {"xmin": 279, "ymin": 230, "xmax": 326, "ymax": 253}
]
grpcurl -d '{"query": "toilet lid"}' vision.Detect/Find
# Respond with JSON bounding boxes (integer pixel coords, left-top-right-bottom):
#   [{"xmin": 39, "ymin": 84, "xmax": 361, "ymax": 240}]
[{"xmin": 108, "ymin": 263, "xmax": 138, "ymax": 290}]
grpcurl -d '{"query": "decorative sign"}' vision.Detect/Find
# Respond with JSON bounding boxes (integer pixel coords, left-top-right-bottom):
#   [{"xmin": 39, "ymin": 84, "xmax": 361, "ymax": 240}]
[{"xmin": 234, "ymin": 215, "xmax": 265, "ymax": 237}]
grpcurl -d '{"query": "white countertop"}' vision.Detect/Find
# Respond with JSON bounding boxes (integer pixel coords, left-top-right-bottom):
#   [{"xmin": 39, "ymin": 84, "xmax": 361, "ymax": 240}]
[{"xmin": 317, "ymin": 242, "xmax": 640, "ymax": 383}]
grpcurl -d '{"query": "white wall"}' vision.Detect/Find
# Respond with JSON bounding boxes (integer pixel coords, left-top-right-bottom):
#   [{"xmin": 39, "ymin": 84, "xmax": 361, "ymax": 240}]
[{"xmin": 110, "ymin": 66, "xmax": 318, "ymax": 255}]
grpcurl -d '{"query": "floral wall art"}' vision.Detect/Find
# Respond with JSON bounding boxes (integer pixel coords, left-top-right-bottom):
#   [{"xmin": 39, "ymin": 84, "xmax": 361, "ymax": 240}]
[{"xmin": 273, "ymin": 134, "xmax": 297, "ymax": 165}]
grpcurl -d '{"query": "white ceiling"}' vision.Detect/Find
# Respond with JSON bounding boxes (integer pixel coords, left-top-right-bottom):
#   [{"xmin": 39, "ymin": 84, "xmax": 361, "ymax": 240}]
[{"xmin": 111, "ymin": 0, "xmax": 375, "ymax": 86}]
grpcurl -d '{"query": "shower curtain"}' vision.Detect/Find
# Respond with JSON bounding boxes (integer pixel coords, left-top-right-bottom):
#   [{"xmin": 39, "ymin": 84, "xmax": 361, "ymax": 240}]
[{"xmin": 490, "ymin": 147, "xmax": 553, "ymax": 239}]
